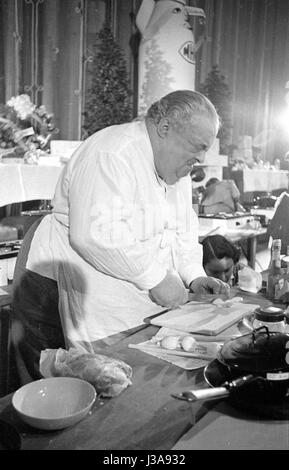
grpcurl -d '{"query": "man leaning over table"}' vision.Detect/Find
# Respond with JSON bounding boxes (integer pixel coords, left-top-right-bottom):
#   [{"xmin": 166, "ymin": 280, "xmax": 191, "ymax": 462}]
[{"xmin": 10, "ymin": 90, "xmax": 230, "ymax": 388}]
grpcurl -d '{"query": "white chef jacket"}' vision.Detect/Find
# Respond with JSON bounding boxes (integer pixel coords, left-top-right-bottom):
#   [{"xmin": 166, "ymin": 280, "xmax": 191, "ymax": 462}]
[{"xmin": 26, "ymin": 120, "xmax": 205, "ymax": 348}]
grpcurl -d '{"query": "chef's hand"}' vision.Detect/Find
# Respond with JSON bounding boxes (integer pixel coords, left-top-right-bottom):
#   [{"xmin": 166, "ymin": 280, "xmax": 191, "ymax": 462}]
[
  {"xmin": 189, "ymin": 276, "xmax": 230, "ymax": 299},
  {"xmin": 149, "ymin": 271, "xmax": 188, "ymax": 308}
]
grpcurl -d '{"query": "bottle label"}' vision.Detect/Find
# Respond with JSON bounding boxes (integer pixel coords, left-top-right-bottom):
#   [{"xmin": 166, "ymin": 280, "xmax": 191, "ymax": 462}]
[
  {"xmin": 274, "ymin": 278, "xmax": 284, "ymax": 298},
  {"xmin": 266, "ymin": 372, "xmax": 289, "ymax": 381}
]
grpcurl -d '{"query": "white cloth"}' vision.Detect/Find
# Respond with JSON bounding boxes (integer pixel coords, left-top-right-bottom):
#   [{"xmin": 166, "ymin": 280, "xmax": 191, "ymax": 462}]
[
  {"xmin": 241, "ymin": 169, "xmax": 288, "ymax": 192},
  {"xmin": 26, "ymin": 120, "xmax": 205, "ymax": 347},
  {"xmin": 0, "ymin": 163, "xmax": 62, "ymax": 207}
]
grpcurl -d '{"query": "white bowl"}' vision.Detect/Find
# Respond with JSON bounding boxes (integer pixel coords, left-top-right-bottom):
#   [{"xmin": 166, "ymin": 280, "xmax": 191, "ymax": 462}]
[{"xmin": 12, "ymin": 377, "xmax": 97, "ymax": 431}]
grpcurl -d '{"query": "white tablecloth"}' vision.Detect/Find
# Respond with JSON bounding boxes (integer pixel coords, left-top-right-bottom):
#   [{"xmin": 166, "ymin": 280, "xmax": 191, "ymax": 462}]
[
  {"xmin": 0, "ymin": 163, "xmax": 63, "ymax": 207},
  {"xmin": 242, "ymin": 169, "xmax": 288, "ymax": 192}
]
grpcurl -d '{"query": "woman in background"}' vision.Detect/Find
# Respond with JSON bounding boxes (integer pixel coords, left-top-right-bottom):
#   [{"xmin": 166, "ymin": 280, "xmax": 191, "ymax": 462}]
[{"xmin": 201, "ymin": 234, "xmax": 241, "ymax": 284}]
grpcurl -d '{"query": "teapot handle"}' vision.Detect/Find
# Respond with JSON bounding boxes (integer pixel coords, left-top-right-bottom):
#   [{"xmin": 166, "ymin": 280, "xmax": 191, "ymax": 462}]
[
  {"xmin": 252, "ymin": 325, "xmax": 270, "ymax": 343},
  {"xmin": 284, "ymin": 312, "xmax": 289, "ymax": 324}
]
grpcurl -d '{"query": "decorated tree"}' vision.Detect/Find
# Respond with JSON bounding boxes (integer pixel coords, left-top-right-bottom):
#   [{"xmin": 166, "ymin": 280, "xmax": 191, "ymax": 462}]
[
  {"xmin": 200, "ymin": 65, "xmax": 233, "ymax": 154},
  {"xmin": 138, "ymin": 38, "xmax": 173, "ymax": 115},
  {"xmin": 83, "ymin": 24, "xmax": 133, "ymax": 137}
]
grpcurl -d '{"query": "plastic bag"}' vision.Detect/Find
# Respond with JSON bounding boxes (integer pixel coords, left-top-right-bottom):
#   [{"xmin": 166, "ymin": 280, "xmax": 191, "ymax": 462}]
[
  {"xmin": 238, "ymin": 265, "xmax": 262, "ymax": 293},
  {"xmin": 39, "ymin": 347, "xmax": 132, "ymax": 398}
]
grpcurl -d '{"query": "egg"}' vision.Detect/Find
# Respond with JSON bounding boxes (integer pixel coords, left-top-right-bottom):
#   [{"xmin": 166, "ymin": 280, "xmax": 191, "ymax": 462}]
[
  {"xmin": 181, "ymin": 335, "xmax": 197, "ymax": 352},
  {"xmin": 212, "ymin": 298, "xmax": 224, "ymax": 307},
  {"xmin": 160, "ymin": 336, "xmax": 180, "ymax": 350}
]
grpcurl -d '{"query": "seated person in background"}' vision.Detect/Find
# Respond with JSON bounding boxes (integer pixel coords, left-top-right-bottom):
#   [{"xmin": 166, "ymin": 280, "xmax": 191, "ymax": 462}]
[
  {"xmin": 200, "ymin": 177, "xmax": 246, "ymax": 214},
  {"xmin": 280, "ymin": 151, "xmax": 289, "ymax": 171},
  {"xmin": 252, "ymin": 146, "xmax": 264, "ymax": 168},
  {"xmin": 201, "ymin": 234, "xmax": 241, "ymax": 284},
  {"xmin": 272, "ymin": 157, "xmax": 281, "ymax": 170}
]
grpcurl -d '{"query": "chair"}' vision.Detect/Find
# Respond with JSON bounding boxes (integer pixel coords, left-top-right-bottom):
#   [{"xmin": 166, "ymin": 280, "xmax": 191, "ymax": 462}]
[
  {"xmin": 0, "ymin": 213, "xmax": 44, "ymax": 241},
  {"xmin": 267, "ymin": 192, "xmax": 289, "ymax": 255},
  {"xmin": 6, "ymin": 216, "xmax": 65, "ymax": 393}
]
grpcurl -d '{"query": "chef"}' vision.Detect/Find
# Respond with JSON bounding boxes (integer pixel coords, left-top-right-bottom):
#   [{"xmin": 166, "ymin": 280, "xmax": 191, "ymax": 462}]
[{"xmin": 11, "ymin": 90, "xmax": 229, "ymax": 387}]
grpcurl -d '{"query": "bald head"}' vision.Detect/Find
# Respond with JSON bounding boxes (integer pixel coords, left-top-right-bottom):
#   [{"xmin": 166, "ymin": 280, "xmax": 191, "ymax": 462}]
[
  {"xmin": 145, "ymin": 90, "xmax": 220, "ymax": 185},
  {"xmin": 146, "ymin": 90, "xmax": 220, "ymax": 137}
]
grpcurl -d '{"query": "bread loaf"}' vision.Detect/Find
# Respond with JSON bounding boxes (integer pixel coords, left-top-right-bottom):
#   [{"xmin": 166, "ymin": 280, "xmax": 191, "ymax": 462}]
[{"xmin": 40, "ymin": 347, "xmax": 132, "ymax": 397}]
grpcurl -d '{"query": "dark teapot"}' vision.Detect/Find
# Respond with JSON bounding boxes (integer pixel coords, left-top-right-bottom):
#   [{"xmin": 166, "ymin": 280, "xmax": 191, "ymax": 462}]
[{"xmin": 173, "ymin": 327, "xmax": 289, "ymax": 405}]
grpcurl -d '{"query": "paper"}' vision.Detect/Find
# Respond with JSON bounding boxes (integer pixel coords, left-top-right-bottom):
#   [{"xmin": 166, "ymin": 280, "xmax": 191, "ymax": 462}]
[
  {"xmin": 128, "ymin": 327, "xmax": 222, "ymax": 370},
  {"xmin": 149, "ymin": 301, "xmax": 258, "ymax": 336},
  {"xmin": 128, "ymin": 341, "xmax": 209, "ymax": 370},
  {"xmin": 238, "ymin": 265, "xmax": 262, "ymax": 293}
]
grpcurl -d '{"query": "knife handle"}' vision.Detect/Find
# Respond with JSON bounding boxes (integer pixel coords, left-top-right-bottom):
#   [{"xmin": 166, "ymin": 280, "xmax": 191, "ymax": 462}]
[
  {"xmin": 179, "ymin": 387, "xmax": 229, "ymax": 402},
  {"xmin": 173, "ymin": 374, "xmax": 256, "ymax": 402}
]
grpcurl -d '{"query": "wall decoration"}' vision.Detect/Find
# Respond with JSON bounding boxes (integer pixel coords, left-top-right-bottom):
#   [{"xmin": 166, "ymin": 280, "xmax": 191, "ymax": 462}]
[
  {"xmin": 0, "ymin": 93, "xmax": 57, "ymax": 163},
  {"xmin": 136, "ymin": 0, "xmax": 205, "ymax": 114}
]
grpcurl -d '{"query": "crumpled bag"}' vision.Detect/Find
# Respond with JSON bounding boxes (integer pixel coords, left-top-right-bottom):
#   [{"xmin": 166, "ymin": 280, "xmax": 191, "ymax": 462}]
[
  {"xmin": 39, "ymin": 347, "xmax": 132, "ymax": 398},
  {"xmin": 238, "ymin": 265, "xmax": 262, "ymax": 293}
]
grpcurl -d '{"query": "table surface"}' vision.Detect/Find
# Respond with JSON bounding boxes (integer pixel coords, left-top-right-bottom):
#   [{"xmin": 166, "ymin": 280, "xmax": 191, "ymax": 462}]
[
  {"xmin": 199, "ymin": 225, "xmax": 267, "ymax": 242},
  {"xmin": 172, "ymin": 399, "xmax": 289, "ymax": 450},
  {"xmin": 1, "ymin": 287, "xmax": 286, "ymax": 450}
]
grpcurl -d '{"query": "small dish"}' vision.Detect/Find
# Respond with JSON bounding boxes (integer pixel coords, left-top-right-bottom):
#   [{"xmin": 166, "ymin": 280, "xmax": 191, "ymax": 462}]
[{"xmin": 12, "ymin": 377, "xmax": 96, "ymax": 431}]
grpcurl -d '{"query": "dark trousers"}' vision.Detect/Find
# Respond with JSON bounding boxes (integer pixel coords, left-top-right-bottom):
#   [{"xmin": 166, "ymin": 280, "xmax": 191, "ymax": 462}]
[{"xmin": 8, "ymin": 217, "xmax": 65, "ymax": 392}]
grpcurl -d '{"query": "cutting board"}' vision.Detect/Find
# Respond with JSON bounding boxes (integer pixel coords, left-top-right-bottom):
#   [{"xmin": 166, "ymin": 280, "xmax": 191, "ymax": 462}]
[{"xmin": 149, "ymin": 301, "xmax": 258, "ymax": 336}]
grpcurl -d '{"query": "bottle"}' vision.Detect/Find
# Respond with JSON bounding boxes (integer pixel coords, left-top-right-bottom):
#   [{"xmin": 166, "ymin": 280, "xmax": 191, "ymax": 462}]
[
  {"xmin": 267, "ymin": 239, "xmax": 282, "ymax": 301},
  {"xmin": 277, "ymin": 245, "xmax": 289, "ymax": 303},
  {"xmin": 285, "ymin": 245, "xmax": 289, "ymax": 274}
]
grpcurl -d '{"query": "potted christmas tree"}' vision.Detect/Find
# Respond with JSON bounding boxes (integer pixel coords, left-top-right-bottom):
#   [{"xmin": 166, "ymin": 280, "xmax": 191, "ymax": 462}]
[
  {"xmin": 200, "ymin": 65, "xmax": 233, "ymax": 154},
  {"xmin": 83, "ymin": 24, "xmax": 133, "ymax": 137}
]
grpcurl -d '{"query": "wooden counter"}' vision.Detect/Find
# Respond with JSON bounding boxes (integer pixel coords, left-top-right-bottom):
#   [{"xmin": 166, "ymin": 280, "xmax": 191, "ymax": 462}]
[{"xmin": 0, "ymin": 288, "xmax": 281, "ymax": 450}]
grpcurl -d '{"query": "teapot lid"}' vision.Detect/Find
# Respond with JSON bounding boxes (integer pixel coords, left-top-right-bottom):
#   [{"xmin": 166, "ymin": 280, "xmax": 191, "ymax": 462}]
[
  {"xmin": 255, "ymin": 306, "xmax": 285, "ymax": 322},
  {"xmin": 218, "ymin": 328, "xmax": 289, "ymax": 372}
]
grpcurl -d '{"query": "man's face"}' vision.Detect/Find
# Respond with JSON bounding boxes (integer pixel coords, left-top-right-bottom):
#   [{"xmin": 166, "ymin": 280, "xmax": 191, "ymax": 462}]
[{"xmin": 155, "ymin": 118, "xmax": 216, "ymax": 185}]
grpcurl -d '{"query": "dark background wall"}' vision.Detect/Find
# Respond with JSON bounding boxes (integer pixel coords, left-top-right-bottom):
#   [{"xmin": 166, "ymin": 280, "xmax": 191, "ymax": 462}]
[{"xmin": 1, "ymin": 0, "xmax": 289, "ymax": 160}]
